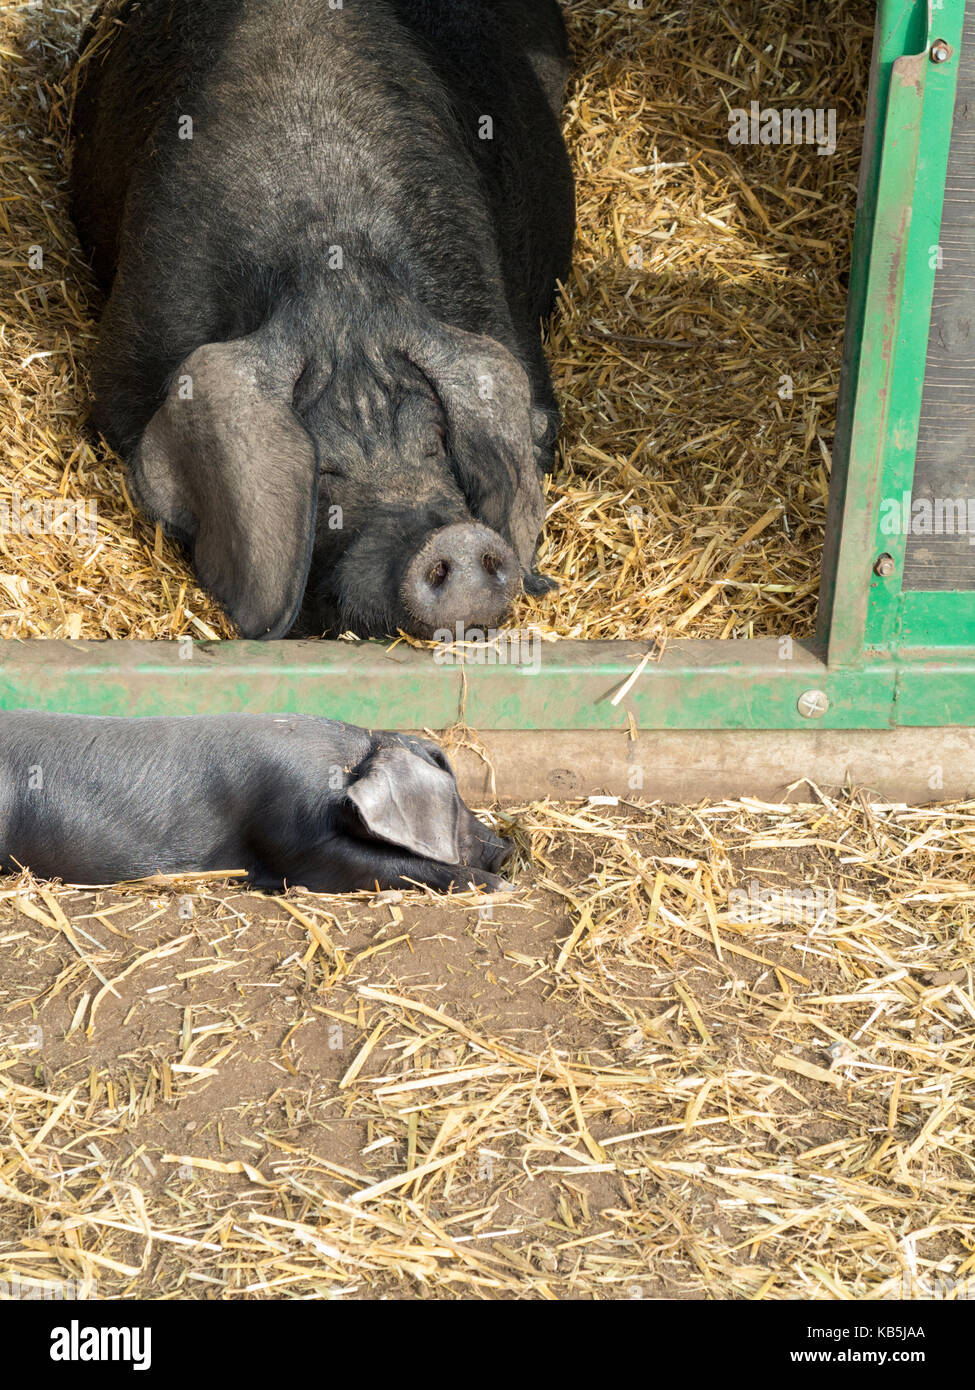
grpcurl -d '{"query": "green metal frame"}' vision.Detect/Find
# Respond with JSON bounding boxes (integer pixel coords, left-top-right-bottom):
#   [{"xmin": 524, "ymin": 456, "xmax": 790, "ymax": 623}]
[
  {"xmin": 0, "ymin": 0, "xmax": 971, "ymax": 732},
  {"xmin": 818, "ymin": 0, "xmax": 973, "ymax": 660}
]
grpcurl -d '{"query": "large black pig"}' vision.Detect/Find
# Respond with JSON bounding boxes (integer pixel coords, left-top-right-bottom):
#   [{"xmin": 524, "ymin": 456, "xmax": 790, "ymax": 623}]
[{"xmin": 70, "ymin": 0, "xmax": 575, "ymax": 639}]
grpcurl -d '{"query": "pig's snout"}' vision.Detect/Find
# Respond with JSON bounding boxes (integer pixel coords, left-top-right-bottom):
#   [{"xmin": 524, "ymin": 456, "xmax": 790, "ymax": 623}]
[{"xmin": 403, "ymin": 522, "xmax": 519, "ymax": 635}]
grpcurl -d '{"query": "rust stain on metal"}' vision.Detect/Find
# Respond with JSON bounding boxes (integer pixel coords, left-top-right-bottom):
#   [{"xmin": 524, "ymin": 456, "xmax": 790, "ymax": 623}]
[{"xmin": 893, "ymin": 53, "xmax": 927, "ymax": 93}]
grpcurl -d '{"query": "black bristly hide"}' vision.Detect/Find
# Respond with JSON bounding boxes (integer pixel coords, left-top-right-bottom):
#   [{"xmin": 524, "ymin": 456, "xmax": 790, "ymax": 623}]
[
  {"xmin": 0, "ymin": 711, "xmax": 513, "ymax": 892},
  {"xmin": 71, "ymin": 0, "xmax": 575, "ymax": 638}
]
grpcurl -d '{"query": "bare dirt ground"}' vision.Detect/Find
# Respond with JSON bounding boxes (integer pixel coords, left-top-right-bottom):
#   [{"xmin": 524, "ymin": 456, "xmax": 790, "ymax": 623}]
[{"xmin": 2, "ymin": 795, "xmax": 973, "ymax": 1300}]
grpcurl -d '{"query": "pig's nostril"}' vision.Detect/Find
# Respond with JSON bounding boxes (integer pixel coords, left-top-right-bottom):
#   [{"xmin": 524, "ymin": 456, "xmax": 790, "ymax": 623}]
[
  {"xmin": 427, "ymin": 559, "xmax": 450, "ymax": 588},
  {"xmin": 482, "ymin": 552, "xmax": 503, "ymax": 578}
]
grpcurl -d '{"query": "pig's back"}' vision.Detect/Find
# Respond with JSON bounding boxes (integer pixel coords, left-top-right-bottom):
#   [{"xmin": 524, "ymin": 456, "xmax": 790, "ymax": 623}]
[{"xmin": 72, "ymin": 0, "xmax": 486, "ymax": 283}]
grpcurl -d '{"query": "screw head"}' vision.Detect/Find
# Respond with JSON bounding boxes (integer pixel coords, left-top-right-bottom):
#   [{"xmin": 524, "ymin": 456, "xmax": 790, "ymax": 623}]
[
  {"xmin": 930, "ymin": 38, "xmax": 952, "ymax": 63},
  {"xmin": 873, "ymin": 552, "xmax": 896, "ymax": 578},
  {"xmin": 798, "ymin": 689, "xmax": 829, "ymax": 719}
]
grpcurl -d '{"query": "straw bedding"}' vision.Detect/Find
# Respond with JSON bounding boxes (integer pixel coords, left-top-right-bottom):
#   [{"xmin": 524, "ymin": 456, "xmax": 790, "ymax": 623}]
[{"xmin": 2, "ymin": 794, "xmax": 973, "ymax": 1300}]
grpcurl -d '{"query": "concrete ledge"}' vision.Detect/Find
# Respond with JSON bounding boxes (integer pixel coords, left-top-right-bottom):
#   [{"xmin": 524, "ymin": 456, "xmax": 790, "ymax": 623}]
[{"xmin": 443, "ymin": 727, "xmax": 975, "ymax": 803}]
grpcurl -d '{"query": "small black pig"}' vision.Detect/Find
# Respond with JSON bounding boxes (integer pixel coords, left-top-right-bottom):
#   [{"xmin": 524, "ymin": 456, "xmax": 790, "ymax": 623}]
[
  {"xmin": 71, "ymin": 0, "xmax": 575, "ymax": 639},
  {"xmin": 0, "ymin": 711, "xmax": 512, "ymax": 892}
]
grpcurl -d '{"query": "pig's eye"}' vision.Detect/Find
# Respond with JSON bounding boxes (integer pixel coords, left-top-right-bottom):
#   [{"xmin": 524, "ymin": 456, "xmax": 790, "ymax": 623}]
[{"xmin": 423, "ymin": 424, "xmax": 445, "ymax": 458}]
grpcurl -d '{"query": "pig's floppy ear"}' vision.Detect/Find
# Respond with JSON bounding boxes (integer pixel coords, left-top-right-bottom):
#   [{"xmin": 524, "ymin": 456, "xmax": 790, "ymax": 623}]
[
  {"xmin": 346, "ymin": 745, "xmax": 461, "ymax": 863},
  {"xmin": 408, "ymin": 325, "xmax": 547, "ymax": 573},
  {"xmin": 132, "ymin": 334, "xmax": 318, "ymax": 639}
]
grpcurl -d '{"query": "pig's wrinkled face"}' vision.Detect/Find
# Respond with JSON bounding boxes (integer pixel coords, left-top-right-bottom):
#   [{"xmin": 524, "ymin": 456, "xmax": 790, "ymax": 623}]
[
  {"xmin": 132, "ymin": 317, "xmax": 547, "ymax": 642},
  {"xmin": 293, "ymin": 361, "xmax": 520, "ymax": 638}
]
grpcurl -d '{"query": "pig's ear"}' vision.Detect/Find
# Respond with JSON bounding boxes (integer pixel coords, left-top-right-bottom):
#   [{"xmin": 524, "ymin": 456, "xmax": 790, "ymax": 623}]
[
  {"xmin": 133, "ymin": 335, "xmax": 318, "ymax": 639},
  {"xmin": 346, "ymin": 745, "xmax": 461, "ymax": 863},
  {"xmin": 409, "ymin": 326, "xmax": 547, "ymax": 574},
  {"xmin": 399, "ymin": 735, "xmax": 457, "ymax": 780}
]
